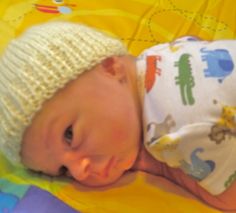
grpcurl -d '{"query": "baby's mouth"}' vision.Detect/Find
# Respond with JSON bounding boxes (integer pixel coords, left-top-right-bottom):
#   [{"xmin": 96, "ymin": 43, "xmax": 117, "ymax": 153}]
[{"xmin": 103, "ymin": 156, "xmax": 116, "ymax": 178}]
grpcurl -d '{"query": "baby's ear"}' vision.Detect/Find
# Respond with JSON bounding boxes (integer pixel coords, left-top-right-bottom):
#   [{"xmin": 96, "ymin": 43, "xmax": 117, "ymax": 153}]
[{"xmin": 101, "ymin": 56, "xmax": 127, "ymax": 83}]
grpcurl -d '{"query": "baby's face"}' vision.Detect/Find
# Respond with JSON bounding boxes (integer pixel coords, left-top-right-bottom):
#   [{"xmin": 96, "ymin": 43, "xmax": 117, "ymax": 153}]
[{"xmin": 21, "ymin": 56, "xmax": 142, "ymax": 187}]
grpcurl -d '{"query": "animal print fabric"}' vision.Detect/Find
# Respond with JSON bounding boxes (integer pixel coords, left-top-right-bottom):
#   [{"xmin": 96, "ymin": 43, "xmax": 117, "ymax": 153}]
[{"xmin": 137, "ymin": 36, "xmax": 236, "ymax": 195}]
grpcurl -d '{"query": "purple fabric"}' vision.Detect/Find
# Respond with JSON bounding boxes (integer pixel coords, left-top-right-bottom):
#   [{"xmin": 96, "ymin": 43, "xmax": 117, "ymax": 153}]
[{"xmin": 13, "ymin": 186, "xmax": 79, "ymax": 213}]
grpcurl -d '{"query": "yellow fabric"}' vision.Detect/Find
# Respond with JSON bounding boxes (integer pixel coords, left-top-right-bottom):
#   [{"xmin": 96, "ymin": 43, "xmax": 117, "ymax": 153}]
[{"xmin": 1, "ymin": 0, "xmax": 235, "ymax": 212}]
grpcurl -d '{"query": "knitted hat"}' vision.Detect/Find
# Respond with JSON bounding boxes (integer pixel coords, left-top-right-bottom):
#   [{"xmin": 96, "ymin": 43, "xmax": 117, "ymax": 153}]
[{"xmin": 0, "ymin": 21, "xmax": 127, "ymax": 166}]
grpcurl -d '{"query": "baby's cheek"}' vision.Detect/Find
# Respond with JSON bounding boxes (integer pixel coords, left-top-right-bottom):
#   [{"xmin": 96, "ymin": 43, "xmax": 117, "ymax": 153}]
[{"xmin": 112, "ymin": 129, "xmax": 129, "ymax": 142}]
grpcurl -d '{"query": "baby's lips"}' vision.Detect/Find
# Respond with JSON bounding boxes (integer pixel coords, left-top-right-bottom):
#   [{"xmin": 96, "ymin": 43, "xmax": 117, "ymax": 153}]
[{"xmin": 103, "ymin": 156, "xmax": 116, "ymax": 178}]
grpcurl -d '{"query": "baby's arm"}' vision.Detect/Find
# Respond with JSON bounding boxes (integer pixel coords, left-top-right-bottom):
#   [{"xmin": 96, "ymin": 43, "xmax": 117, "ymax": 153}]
[{"xmin": 133, "ymin": 147, "xmax": 236, "ymax": 211}]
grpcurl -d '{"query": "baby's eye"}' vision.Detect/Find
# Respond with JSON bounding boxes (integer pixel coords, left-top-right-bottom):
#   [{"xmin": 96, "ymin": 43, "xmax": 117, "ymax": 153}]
[
  {"xmin": 58, "ymin": 166, "xmax": 68, "ymax": 176},
  {"xmin": 64, "ymin": 125, "xmax": 73, "ymax": 144}
]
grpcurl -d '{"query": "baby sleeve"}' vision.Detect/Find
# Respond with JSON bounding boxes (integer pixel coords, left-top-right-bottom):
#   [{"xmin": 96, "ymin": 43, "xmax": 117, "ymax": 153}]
[{"xmin": 145, "ymin": 121, "xmax": 236, "ymax": 195}]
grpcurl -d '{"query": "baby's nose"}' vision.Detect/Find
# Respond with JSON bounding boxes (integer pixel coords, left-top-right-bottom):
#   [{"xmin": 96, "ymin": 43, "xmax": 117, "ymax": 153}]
[{"xmin": 68, "ymin": 158, "xmax": 91, "ymax": 181}]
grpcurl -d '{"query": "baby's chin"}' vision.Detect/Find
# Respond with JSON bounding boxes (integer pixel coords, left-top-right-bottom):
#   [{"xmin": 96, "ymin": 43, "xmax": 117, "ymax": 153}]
[{"xmin": 79, "ymin": 171, "xmax": 125, "ymax": 188}]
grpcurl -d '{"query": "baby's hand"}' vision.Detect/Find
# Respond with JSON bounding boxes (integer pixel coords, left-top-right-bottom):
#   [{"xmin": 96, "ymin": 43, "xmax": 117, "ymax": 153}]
[{"xmin": 132, "ymin": 146, "xmax": 236, "ymax": 211}]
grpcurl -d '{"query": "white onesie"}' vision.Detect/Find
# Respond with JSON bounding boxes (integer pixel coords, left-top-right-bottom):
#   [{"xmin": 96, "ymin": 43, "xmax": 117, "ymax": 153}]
[{"xmin": 136, "ymin": 36, "xmax": 236, "ymax": 195}]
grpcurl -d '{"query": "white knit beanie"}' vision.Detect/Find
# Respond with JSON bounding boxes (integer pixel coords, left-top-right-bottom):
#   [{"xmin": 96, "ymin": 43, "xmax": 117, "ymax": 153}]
[{"xmin": 0, "ymin": 21, "xmax": 127, "ymax": 166}]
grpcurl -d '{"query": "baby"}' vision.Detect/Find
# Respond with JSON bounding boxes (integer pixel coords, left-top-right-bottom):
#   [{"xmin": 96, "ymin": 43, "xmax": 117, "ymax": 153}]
[{"xmin": 0, "ymin": 21, "xmax": 236, "ymax": 211}]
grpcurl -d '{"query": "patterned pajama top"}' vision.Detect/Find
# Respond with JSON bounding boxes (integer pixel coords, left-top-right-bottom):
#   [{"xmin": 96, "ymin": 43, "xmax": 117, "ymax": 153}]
[{"xmin": 136, "ymin": 36, "xmax": 236, "ymax": 195}]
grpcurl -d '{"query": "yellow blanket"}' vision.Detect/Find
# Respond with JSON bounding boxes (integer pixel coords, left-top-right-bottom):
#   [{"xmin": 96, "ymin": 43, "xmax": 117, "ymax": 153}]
[{"xmin": 1, "ymin": 0, "xmax": 235, "ymax": 212}]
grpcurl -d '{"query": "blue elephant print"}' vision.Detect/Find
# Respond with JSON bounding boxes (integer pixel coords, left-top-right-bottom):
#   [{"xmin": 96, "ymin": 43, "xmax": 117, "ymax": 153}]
[
  {"xmin": 180, "ymin": 147, "xmax": 215, "ymax": 181},
  {"xmin": 200, "ymin": 48, "xmax": 234, "ymax": 83}
]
